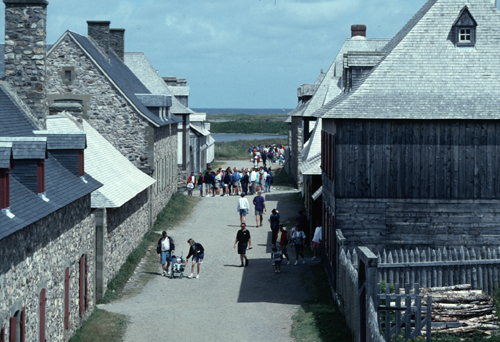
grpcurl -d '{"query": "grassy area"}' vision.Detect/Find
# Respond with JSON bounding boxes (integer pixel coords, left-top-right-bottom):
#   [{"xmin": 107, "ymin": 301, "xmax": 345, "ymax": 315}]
[
  {"xmin": 69, "ymin": 308, "xmax": 127, "ymax": 342},
  {"xmin": 207, "ymin": 113, "xmax": 288, "ymax": 134},
  {"xmin": 291, "ymin": 262, "xmax": 353, "ymax": 342},
  {"xmin": 215, "ymin": 138, "xmax": 287, "ymax": 160}
]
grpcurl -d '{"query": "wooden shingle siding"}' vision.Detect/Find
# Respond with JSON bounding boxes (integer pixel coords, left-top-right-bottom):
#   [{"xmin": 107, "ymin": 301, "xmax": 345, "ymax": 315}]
[
  {"xmin": 334, "ymin": 120, "xmax": 500, "ymax": 199},
  {"xmin": 336, "ymin": 198, "xmax": 500, "ymax": 251}
]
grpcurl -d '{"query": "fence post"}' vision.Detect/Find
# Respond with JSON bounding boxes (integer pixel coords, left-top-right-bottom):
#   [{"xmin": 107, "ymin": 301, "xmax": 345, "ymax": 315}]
[{"xmin": 357, "ymin": 246, "xmax": 378, "ymax": 342}]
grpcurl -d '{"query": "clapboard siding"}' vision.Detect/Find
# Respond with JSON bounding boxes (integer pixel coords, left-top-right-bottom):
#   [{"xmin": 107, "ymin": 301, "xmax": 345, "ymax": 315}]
[
  {"xmin": 334, "ymin": 120, "xmax": 500, "ymax": 199},
  {"xmin": 336, "ymin": 198, "xmax": 500, "ymax": 251}
]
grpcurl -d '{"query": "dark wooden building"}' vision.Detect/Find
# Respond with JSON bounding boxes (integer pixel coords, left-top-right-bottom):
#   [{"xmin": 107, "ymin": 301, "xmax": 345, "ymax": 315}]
[{"xmin": 315, "ymin": 0, "xmax": 500, "ymax": 254}]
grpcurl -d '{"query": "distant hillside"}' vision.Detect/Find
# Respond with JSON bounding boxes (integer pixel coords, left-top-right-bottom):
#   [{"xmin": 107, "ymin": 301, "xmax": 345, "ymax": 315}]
[{"xmin": 193, "ymin": 108, "xmax": 293, "ymax": 115}]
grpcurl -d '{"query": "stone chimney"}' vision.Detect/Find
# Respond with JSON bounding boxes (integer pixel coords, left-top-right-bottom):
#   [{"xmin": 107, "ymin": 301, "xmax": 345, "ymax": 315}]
[
  {"xmin": 87, "ymin": 20, "xmax": 110, "ymax": 57},
  {"xmin": 351, "ymin": 25, "xmax": 366, "ymax": 38},
  {"xmin": 110, "ymin": 28, "xmax": 125, "ymax": 61},
  {"xmin": 4, "ymin": 0, "xmax": 49, "ymax": 129}
]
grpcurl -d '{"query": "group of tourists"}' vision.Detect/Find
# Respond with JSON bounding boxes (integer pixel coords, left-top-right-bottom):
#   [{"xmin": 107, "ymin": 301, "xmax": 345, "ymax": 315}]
[
  {"xmin": 233, "ymin": 204, "xmax": 323, "ymax": 273},
  {"xmin": 248, "ymin": 144, "xmax": 285, "ymax": 167},
  {"xmin": 157, "ymin": 231, "xmax": 205, "ymax": 279},
  {"xmin": 186, "ymin": 165, "xmax": 275, "ymax": 197}
]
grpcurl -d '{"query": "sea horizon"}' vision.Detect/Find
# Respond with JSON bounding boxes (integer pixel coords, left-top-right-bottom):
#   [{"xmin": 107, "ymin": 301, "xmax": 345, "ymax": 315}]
[{"xmin": 192, "ymin": 108, "xmax": 293, "ymax": 115}]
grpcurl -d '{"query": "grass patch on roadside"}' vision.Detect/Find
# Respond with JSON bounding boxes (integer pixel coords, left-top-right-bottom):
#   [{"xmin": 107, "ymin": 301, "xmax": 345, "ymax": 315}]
[
  {"xmin": 291, "ymin": 262, "xmax": 352, "ymax": 342},
  {"xmin": 271, "ymin": 166, "xmax": 297, "ymax": 191},
  {"xmin": 97, "ymin": 192, "xmax": 201, "ymax": 304},
  {"xmin": 69, "ymin": 308, "xmax": 127, "ymax": 342},
  {"xmin": 215, "ymin": 138, "xmax": 286, "ymax": 160},
  {"xmin": 207, "ymin": 113, "xmax": 288, "ymax": 134}
]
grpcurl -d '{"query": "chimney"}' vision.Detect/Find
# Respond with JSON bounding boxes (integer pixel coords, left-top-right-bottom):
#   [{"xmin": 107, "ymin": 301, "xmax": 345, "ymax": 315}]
[
  {"xmin": 87, "ymin": 21, "xmax": 111, "ymax": 57},
  {"xmin": 3, "ymin": 0, "xmax": 49, "ymax": 129},
  {"xmin": 351, "ymin": 25, "xmax": 366, "ymax": 38},
  {"xmin": 110, "ymin": 28, "xmax": 125, "ymax": 61}
]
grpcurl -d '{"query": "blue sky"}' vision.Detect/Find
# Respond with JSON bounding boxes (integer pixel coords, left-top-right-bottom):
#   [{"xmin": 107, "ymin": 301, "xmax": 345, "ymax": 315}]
[{"xmin": 2, "ymin": 0, "xmax": 499, "ymax": 108}]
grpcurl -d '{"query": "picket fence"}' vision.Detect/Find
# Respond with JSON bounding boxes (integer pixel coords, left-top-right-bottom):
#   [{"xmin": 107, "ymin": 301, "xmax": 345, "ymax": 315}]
[{"xmin": 343, "ymin": 246, "xmax": 500, "ymax": 295}]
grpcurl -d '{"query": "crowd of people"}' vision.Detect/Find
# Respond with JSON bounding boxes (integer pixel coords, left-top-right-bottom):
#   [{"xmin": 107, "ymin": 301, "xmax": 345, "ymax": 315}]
[
  {"xmin": 179, "ymin": 142, "xmax": 323, "ymax": 275},
  {"xmin": 187, "ymin": 165, "xmax": 275, "ymax": 197}
]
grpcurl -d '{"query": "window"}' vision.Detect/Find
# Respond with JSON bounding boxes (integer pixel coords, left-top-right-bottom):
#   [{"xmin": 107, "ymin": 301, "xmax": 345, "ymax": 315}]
[
  {"xmin": 64, "ymin": 267, "xmax": 70, "ymax": 330},
  {"xmin": 9, "ymin": 307, "xmax": 25, "ymax": 342},
  {"xmin": 453, "ymin": 6, "xmax": 477, "ymax": 47},
  {"xmin": 39, "ymin": 289, "xmax": 46, "ymax": 342},
  {"xmin": 58, "ymin": 66, "xmax": 76, "ymax": 84},
  {"xmin": 459, "ymin": 28, "xmax": 471, "ymax": 43}
]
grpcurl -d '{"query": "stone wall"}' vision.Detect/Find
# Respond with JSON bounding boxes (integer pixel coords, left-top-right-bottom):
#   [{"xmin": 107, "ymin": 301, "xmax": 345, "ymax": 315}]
[
  {"xmin": 4, "ymin": 0, "xmax": 48, "ymax": 127},
  {"xmin": 152, "ymin": 124, "xmax": 178, "ymax": 220},
  {"xmin": 104, "ymin": 189, "xmax": 149, "ymax": 285},
  {"xmin": 46, "ymin": 35, "xmax": 150, "ymax": 166},
  {"xmin": 0, "ymin": 195, "xmax": 95, "ymax": 342}
]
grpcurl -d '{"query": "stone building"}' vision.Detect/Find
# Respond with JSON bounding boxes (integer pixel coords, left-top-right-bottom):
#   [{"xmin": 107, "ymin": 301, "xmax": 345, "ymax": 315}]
[
  {"xmin": 0, "ymin": 2, "xmax": 102, "ymax": 341},
  {"xmin": 124, "ymin": 53, "xmax": 213, "ymax": 176},
  {"xmin": 46, "ymin": 21, "xmax": 178, "ymax": 220},
  {"xmin": 46, "ymin": 113, "xmax": 155, "ymax": 300},
  {"xmin": 317, "ymin": 0, "xmax": 500, "ymax": 258}
]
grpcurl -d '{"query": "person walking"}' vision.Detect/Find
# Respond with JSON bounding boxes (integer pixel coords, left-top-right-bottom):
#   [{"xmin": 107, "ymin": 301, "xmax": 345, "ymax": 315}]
[
  {"xmin": 197, "ymin": 172, "xmax": 204, "ymax": 197},
  {"xmin": 249, "ymin": 168, "xmax": 257, "ymax": 195},
  {"xmin": 312, "ymin": 222, "xmax": 322, "ymax": 260},
  {"xmin": 266, "ymin": 168, "xmax": 273, "ymax": 193},
  {"xmin": 237, "ymin": 193, "xmax": 250, "ymax": 224},
  {"xmin": 291, "ymin": 227, "xmax": 306, "ymax": 265},
  {"xmin": 185, "ymin": 238, "xmax": 204, "ymax": 279},
  {"xmin": 186, "ymin": 171, "xmax": 196, "ymax": 196},
  {"xmin": 241, "ymin": 169, "xmax": 249, "ymax": 195},
  {"xmin": 273, "ymin": 223, "xmax": 290, "ymax": 264},
  {"xmin": 157, "ymin": 231, "xmax": 175, "ymax": 276},
  {"xmin": 269, "ymin": 209, "xmax": 280, "ymax": 243},
  {"xmin": 234, "ymin": 223, "xmax": 252, "ymax": 267},
  {"xmin": 253, "ymin": 191, "xmax": 266, "ymax": 227}
]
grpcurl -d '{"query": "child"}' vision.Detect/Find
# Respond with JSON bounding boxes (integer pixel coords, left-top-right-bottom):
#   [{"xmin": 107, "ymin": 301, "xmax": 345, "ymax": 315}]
[{"xmin": 271, "ymin": 246, "xmax": 282, "ymax": 273}]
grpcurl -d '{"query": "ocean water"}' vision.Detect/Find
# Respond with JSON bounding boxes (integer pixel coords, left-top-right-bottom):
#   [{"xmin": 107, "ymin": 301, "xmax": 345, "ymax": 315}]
[
  {"xmin": 192, "ymin": 108, "xmax": 293, "ymax": 115},
  {"xmin": 212, "ymin": 133, "xmax": 287, "ymax": 142}
]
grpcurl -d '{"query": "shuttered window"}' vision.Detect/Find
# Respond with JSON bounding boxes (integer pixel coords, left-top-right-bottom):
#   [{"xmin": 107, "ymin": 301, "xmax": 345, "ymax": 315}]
[
  {"xmin": 37, "ymin": 160, "xmax": 45, "ymax": 194},
  {"xmin": 64, "ymin": 267, "xmax": 70, "ymax": 329},
  {"xmin": 79, "ymin": 256, "xmax": 84, "ymax": 315},
  {"xmin": 40, "ymin": 289, "xmax": 46, "ymax": 342},
  {"xmin": 78, "ymin": 150, "xmax": 84, "ymax": 177},
  {"xmin": 9, "ymin": 315, "xmax": 15, "ymax": 342},
  {"xmin": 85, "ymin": 253, "xmax": 89, "ymax": 309}
]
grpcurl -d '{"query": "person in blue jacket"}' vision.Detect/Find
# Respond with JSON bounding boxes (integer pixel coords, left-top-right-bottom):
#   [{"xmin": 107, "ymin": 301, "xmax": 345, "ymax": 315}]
[{"xmin": 185, "ymin": 238, "xmax": 205, "ymax": 279}]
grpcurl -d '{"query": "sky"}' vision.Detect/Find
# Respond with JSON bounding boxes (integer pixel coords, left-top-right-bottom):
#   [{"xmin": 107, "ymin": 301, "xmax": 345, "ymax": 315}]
[{"xmin": 1, "ymin": 0, "xmax": 499, "ymax": 109}]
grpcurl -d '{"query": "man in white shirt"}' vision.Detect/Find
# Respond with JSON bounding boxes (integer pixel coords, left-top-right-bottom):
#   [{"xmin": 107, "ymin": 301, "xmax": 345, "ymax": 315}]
[
  {"xmin": 237, "ymin": 193, "xmax": 250, "ymax": 224},
  {"xmin": 156, "ymin": 231, "xmax": 175, "ymax": 276},
  {"xmin": 249, "ymin": 169, "xmax": 257, "ymax": 195}
]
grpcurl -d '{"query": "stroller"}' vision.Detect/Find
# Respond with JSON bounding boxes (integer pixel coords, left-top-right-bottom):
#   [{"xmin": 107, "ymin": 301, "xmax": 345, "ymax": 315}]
[{"xmin": 170, "ymin": 254, "xmax": 186, "ymax": 279}]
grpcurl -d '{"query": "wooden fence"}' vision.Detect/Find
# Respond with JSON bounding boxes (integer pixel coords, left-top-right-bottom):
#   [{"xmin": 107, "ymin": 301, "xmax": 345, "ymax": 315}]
[
  {"xmin": 377, "ymin": 283, "xmax": 432, "ymax": 342},
  {"xmin": 376, "ymin": 246, "xmax": 500, "ymax": 295}
]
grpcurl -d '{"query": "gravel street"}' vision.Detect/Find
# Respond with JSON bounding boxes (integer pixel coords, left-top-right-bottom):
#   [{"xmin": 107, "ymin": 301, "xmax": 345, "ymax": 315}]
[{"xmin": 99, "ymin": 160, "xmax": 315, "ymax": 342}]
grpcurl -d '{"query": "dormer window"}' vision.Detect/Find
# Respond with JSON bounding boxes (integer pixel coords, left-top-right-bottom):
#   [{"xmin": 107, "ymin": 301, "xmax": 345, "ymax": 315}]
[{"xmin": 453, "ymin": 6, "xmax": 477, "ymax": 47}]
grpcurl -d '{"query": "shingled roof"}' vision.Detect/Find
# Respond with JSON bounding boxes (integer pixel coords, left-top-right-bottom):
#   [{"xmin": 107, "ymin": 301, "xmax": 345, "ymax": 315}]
[
  {"xmin": 301, "ymin": 37, "xmax": 389, "ymax": 118},
  {"xmin": 0, "ymin": 83, "xmax": 101, "ymax": 241},
  {"xmin": 300, "ymin": 119, "xmax": 322, "ymax": 175},
  {"xmin": 48, "ymin": 31, "xmax": 179, "ymax": 127},
  {"xmin": 47, "ymin": 114, "xmax": 155, "ymax": 208},
  {"xmin": 124, "ymin": 52, "xmax": 193, "ymax": 116},
  {"xmin": 317, "ymin": 0, "xmax": 500, "ymax": 120}
]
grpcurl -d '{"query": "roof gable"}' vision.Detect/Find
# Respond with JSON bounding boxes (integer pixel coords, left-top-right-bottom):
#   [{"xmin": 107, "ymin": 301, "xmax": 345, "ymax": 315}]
[
  {"xmin": 453, "ymin": 6, "xmax": 477, "ymax": 26},
  {"xmin": 318, "ymin": 0, "xmax": 500, "ymax": 120},
  {"xmin": 48, "ymin": 31, "xmax": 176, "ymax": 127}
]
